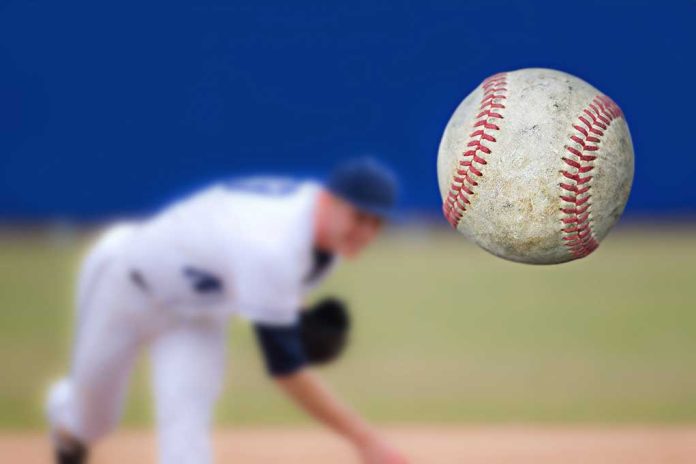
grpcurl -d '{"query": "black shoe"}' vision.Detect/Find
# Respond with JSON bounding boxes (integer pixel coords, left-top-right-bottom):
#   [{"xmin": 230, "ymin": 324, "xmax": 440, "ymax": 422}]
[{"xmin": 55, "ymin": 441, "xmax": 89, "ymax": 464}]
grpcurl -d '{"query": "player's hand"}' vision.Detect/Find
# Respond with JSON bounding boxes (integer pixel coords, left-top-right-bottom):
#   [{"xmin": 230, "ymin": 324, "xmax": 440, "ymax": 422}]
[{"xmin": 356, "ymin": 436, "xmax": 409, "ymax": 464}]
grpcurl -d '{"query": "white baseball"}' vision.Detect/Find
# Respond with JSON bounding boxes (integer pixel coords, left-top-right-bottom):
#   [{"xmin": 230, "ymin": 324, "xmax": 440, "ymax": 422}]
[{"xmin": 437, "ymin": 68, "xmax": 634, "ymax": 264}]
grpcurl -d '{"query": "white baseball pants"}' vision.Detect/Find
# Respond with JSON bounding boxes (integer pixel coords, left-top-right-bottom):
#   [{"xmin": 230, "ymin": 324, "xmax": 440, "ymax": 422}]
[{"xmin": 46, "ymin": 224, "xmax": 229, "ymax": 464}]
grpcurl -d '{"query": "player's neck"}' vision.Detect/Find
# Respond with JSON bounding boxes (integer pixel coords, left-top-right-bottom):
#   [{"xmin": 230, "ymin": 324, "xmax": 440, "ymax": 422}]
[{"xmin": 313, "ymin": 189, "xmax": 334, "ymax": 252}]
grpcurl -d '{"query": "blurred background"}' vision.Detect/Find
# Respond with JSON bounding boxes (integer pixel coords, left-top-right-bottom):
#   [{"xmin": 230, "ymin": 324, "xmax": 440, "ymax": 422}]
[{"xmin": 1, "ymin": 0, "xmax": 695, "ymax": 434}]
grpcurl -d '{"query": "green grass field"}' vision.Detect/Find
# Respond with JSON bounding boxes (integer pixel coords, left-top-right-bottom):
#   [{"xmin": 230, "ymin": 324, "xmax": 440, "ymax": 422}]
[{"xmin": 1, "ymin": 225, "xmax": 695, "ymax": 429}]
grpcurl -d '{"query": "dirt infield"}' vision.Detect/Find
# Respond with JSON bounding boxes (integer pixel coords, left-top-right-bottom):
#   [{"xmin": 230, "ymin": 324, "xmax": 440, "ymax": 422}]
[{"xmin": 2, "ymin": 426, "xmax": 696, "ymax": 463}]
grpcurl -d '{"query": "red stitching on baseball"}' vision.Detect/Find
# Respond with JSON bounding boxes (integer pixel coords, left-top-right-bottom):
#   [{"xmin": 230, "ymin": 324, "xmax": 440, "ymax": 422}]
[
  {"xmin": 560, "ymin": 95, "xmax": 623, "ymax": 258},
  {"xmin": 443, "ymin": 73, "xmax": 508, "ymax": 227}
]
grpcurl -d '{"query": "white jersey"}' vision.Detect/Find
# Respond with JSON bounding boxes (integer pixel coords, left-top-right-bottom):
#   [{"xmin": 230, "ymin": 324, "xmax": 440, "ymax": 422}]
[{"xmin": 119, "ymin": 178, "xmax": 335, "ymax": 325}]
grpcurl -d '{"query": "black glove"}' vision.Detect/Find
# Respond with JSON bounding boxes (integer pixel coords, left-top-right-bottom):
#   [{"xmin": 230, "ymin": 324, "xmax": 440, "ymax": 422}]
[{"xmin": 299, "ymin": 297, "xmax": 351, "ymax": 365}]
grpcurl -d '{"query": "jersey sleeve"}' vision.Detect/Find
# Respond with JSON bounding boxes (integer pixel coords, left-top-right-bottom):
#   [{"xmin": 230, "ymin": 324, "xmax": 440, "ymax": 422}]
[{"xmin": 254, "ymin": 322, "xmax": 308, "ymax": 377}]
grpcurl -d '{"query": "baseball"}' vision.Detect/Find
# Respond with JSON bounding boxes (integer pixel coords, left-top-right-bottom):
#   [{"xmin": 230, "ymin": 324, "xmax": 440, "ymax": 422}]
[{"xmin": 438, "ymin": 68, "xmax": 634, "ymax": 264}]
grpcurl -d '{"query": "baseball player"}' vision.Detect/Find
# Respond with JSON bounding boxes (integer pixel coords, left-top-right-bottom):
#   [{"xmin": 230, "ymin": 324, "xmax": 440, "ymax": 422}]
[{"xmin": 46, "ymin": 158, "xmax": 409, "ymax": 464}]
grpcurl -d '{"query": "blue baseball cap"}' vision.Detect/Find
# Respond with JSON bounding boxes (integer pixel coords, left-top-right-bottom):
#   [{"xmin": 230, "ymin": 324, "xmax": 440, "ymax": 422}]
[{"xmin": 326, "ymin": 157, "xmax": 398, "ymax": 219}]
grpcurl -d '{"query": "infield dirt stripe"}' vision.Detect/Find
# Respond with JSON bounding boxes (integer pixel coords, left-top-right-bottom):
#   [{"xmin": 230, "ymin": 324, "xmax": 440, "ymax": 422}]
[{"xmin": 2, "ymin": 426, "xmax": 696, "ymax": 464}]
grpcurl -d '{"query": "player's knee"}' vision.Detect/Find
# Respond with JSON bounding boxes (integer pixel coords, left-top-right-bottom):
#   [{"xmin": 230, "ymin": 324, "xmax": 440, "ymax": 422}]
[
  {"xmin": 46, "ymin": 379, "xmax": 74, "ymax": 430},
  {"xmin": 46, "ymin": 378, "xmax": 114, "ymax": 444},
  {"xmin": 52, "ymin": 380, "xmax": 123, "ymax": 443}
]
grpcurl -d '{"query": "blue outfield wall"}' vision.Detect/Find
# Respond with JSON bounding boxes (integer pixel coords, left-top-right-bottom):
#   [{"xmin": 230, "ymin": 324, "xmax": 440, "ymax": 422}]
[{"xmin": 0, "ymin": 1, "xmax": 694, "ymax": 219}]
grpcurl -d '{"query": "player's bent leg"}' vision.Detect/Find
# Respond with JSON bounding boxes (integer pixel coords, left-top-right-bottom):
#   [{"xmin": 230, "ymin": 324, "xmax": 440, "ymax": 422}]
[
  {"xmin": 46, "ymin": 315, "xmax": 143, "ymax": 464},
  {"xmin": 46, "ymin": 310, "xmax": 143, "ymax": 444},
  {"xmin": 47, "ymin": 379, "xmax": 90, "ymax": 464},
  {"xmin": 46, "ymin": 224, "xmax": 149, "ymax": 456},
  {"xmin": 150, "ymin": 319, "xmax": 228, "ymax": 464}
]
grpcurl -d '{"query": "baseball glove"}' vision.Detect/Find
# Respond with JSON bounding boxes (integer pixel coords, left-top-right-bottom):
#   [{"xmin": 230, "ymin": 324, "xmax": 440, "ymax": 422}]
[{"xmin": 300, "ymin": 297, "xmax": 351, "ymax": 365}]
